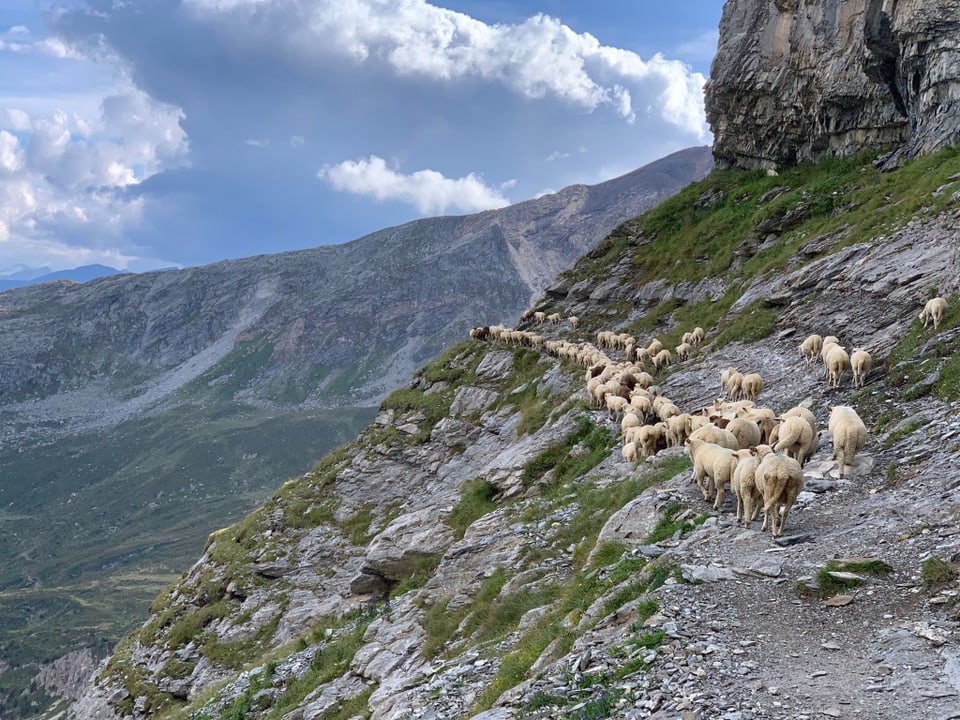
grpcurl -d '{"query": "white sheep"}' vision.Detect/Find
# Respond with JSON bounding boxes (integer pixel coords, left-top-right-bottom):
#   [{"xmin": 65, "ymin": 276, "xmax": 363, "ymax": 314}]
[
  {"xmin": 621, "ymin": 410, "xmax": 642, "ymax": 437},
  {"xmin": 798, "ymin": 334, "xmax": 823, "ymax": 365},
  {"xmin": 773, "ymin": 415, "xmax": 814, "ymax": 466},
  {"xmin": 675, "ymin": 342, "xmax": 692, "ymax": 361},
  {"xmin": 732, "ymin": 449, "xmax": 762, "ymax": 526},
  {"xmin": 781, "ymin": 405, "xmax": 819, "ymax": 461},
  {"xmin": 850, "ymin": 348, "xmax": 872, "ymax": 389},
  {"xmin": 568, "ymin": 315, "xmax": 580, "ymax": 329},
  {"xmin": 689, "ymin": 423, "xmax": 740, "ymax": 450},
  {"xmin": 647, "ymin": 338, "xmax": 663, "ymax": 356},
  {"xmin": 621, "ymin": 441, "xmax": 639, "ymax": 463},
  {"xmin": 726, "ymin": 417, "xmax": 762, "ymax": 450},
  {"xmin": 547, "ymin": 312, "xmax": 561, "ymax": 325},
  {"xmin": 825, "ymin": 344, "xmax": 851, "ymax": 389},
  {"xmin": 534, "ymin": 311, "xmax": 546, "ymax": 324},
  {"xmin": 652, "ymin": 348, "xmax": 673, "ymax": 374},
  {"xmin": 828, "ymin": 405, "xmax": 867, "ymax": 478},
  {"xmin": 740, "ymin": 372, "xmax": 763, "ymax": 402},
  {"xmin": 753, "ymin": 445, "xmax": 804, "ymax": 538},
  {"xmin": 687, "ymin": 437, "xmax": 738, "ymax": 511},
  {"xmin": 691, "ymin": 326, "xmax": 705, "ymax": 345},
  {"xmin": 920, "ymin": 296, "xmax": 948, "ymax": 331},
  {"xmin": 636, "ymin": 422, "xmax": 668, "ymax": 458}
]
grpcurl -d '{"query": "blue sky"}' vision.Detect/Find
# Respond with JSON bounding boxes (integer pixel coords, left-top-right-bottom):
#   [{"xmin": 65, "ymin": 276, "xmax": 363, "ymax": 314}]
[{"xmin": 0, "ymin": 1, "xmax": 723, "ymax": 273}]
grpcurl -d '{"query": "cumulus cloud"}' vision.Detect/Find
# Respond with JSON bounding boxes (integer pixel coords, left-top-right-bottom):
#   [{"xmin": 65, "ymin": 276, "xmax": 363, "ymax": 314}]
[
  {"xmin": 182, "ymin": 0, "xmax": 707, "ymax": 136},
  {"xmin": 0, "ymin": 84, "xmax": 188, "ymax": 269},
  {"xmin": 318, "ymin": 155, "xmax": 510, "ymax": 214}
]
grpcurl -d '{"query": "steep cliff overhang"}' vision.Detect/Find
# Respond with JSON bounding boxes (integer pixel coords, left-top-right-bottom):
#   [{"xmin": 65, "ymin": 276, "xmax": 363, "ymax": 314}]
[{"xmin": 706, "ymin": 0, "xmax": 960, "ymax": 170}]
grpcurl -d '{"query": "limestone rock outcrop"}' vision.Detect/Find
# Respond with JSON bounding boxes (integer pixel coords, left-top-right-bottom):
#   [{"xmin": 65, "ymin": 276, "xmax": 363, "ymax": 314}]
[{"xmin": 706, "ymin": 0, "xmax": 960, "ymax": 169}]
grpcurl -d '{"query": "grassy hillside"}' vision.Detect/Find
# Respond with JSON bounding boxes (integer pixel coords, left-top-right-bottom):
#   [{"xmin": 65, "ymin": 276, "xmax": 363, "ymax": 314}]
[{"xmin": 0, "ymin": 403, "xmax": 374, "ymax": 673}]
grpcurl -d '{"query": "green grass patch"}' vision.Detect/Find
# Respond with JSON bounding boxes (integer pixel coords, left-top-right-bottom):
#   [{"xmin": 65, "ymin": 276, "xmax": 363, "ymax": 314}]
[
  {"xmin": 711, "ymin": 299, "xmax": 779, "ymax": 349},
  {"xmin": 645, "ymin": 502, "xmax": 704, "ymax": 544},
  {"xmin": 815, "ymin": 559, "xmax": 894, "ymax": 598},
  {"xmin": 921, "ymin": 557, "xmax": 957, "ymax": 587},
  {"xmin": 521, "ymin": 416, "xmax": 614, "ymax": 488},
  {"xmin": 447, "ymin": 478, "xmax": 499, "ymax": 539}
]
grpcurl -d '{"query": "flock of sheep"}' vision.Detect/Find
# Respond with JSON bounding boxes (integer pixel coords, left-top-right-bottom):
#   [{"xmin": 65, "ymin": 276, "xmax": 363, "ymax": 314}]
[{"xmin": 469, "ymin": 295, "xmax": 950, "ymax": 539}]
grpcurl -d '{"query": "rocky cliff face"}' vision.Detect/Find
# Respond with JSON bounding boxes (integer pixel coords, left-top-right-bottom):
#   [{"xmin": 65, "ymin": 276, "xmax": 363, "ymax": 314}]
[
  {"xmin": 63, "ymin": 148, "xmax": 960, "ymax": 720},
  {"xmin": 706, "ymin": 0, "xmax": 960, "ymax": 169}
]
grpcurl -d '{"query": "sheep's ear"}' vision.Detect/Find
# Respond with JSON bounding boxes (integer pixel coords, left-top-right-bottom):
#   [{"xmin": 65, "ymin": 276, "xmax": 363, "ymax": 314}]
[
  {"xmin": 827, "ymin": 405, "xmax": 834, "ymax": 412},
  {"xmin": 749, "ymin": 447, "xmax": 758, "ymax": 456}
]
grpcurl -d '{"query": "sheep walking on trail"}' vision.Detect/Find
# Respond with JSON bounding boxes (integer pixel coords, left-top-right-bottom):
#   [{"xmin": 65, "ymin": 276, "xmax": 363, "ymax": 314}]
[
  {"xmin": 799, "ymin": 334, "xmax": 823, "ymax": 365},
  {"xmin": 774, "ymin": 415, "xmax": 814, "ymax": 466},
  {"xmin": 687, "ymin": 437, "xmax": 738, "ymax": 511},
  {"xmin": 753, "ymin": 445, "xmax": 804, "ymax": 538},
  {"xmin": 740, "ymin": 373, "xmax": 763, "ymax": 402},
  {"xmin": 732, "ymin": 449, "xmax": 762, "ymax": 527},
  {"xmin": 920, "ymin": 297, "xmax": 948, "ymax": 331},
  {"xmin": 825, "ymin": 345, "xmax": 851, "ymax": 389},
  {"xmin": 828, "ymin": 405, "xmax": 867, "ymax": 479},
  {"xmin": 850, "ymin": 348, "xmax": 872, "ymax": 389}
]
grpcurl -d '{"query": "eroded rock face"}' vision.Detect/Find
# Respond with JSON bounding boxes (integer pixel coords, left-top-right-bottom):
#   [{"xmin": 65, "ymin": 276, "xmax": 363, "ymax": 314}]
[{"xmin": 706, "ymin": 0, "xmax": 960, "ymax": 169}]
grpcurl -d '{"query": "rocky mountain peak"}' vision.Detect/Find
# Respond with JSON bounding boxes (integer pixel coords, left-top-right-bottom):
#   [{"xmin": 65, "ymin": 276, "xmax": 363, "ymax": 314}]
[{"xmin": 706, "ymin": 0, "xmax": 960, "ymax": 170}]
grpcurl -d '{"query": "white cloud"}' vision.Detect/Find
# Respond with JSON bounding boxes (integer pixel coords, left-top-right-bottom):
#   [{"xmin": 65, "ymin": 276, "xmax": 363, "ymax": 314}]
[
  {"xmin": 289, "ymin": 135, "xmax": 305, "ymax": 148},
  {"xmin": 0, "ymin": 109, "xmax": 32, "ymax": 132},
  {"xmin": 0, "ymin": 83, "xmax": 188, "ymax": 269},
  {"xmin": 318, "ymin": 155, "xmax": 510, "ymax": 214},
  {"xmin": 183, "ymin": 0, "xmax": 707, "ymax": 137},
  {"xmin": 0, "ymin": 131, "xmax": 23, "ymax": 174},
  {"xmin": 244, "ymin": 138, "xmax": 270, "ymax": 147},
  {"xmin": 9, "ymin": 25, "xmax": 30, "ymax": 36}
]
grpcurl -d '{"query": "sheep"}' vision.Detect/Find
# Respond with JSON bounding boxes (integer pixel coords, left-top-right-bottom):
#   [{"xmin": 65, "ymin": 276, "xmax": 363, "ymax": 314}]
[
  {"xmin": 742, "ymin": 406, "xmax": 778, "ymax": 444},
  {"xmin": 691, "ymin": 326, "xmax": 705, "ymax": 345},
  {"xmin": 534, "ymin": 311, "xmax": 546, "ymax": 324},
  {"xmin": 799, "ymin": 334, "xmax": 823, "ymax": 365},
  {"xmin": 828, "ymin": 405, "xmax": 867, "ymax": 478},
  {"xmin": 547, "ymin": 312, "xmax": 561, "ymax": 325},
  {"xmin": 636, "ymin": 423, "xmax": 668, "ymax": 458},
  {"xmin": 850, "ymin": 348, "xmax": 872, "ymax": 389},
  {"xmin": 773, "ymin": 415, "xmax": 814, "ymax": 466},
  {"xmin": 689, "ymin": 423, "xmax": 740, "ymax": 450},
  {"xmin": 920, "ymin": 296, "xmax": 948, "ymax": 331},
  {"xmin": 520, "ymin": 309, "xmax": 536, "ymax": 322},
  {"xmin": 568, "ymin": 315, "xmax": 580, "ymax": 329},
  {"xmin": 621, "ymin": 441, "xmax": 639, "ymax": 463},
  {"xmin": 687, "ymin": 437, "xmax": 739, "ymax": 510},
  {"xmin": 725, "ymin": 369, "xmax": 744, "ymax": 400},
  {"xmin": 825, "ymin": 345, "xmax": 851, "ymax": 389},
  {"xmin": 647, "ymin": 338, "xmax": 663, "ymax": 356},
  {"xmin": 726, "ymin": 417, "xmax": 762, "ymax": 450},
  {"xmin": 675, "ymin": 342, "xmax": 692, "ymax": 361},
  {"xmin": 634, "ymin": 346, "xmax": 651, "ymax": 365},
  {"xmin": 781, "ymin": 405, "xmax": 819, "ymax": 461},
  {"xmin": 666, "ymin": 413, "xmax": 693, "ymax": 448},
  {"xmin": 621, "ymin": 410, "xmax": 642, "ymax": 437},
  {"xmin": 752, "ymin": 445, "xmax": 804, "ymax": 538},
  {"xmin": 740, "ymin": 373, "xmax": 763, "ymax": 402},
  {"xmin": 652, "ymin": 348, "xmax": 673, "ymax": 374},
  {"xmin": 682, "ymin": 331, "xmax": 695, "ymax": 346},
  {"xmin": 732, "ymin": 449, "xmax": 762, "ymax": 526},
  {"xmin": 820, "ymin": 336, "xmax": 841, "ymax": 376},
  {"xmin": 629, "ymin": 393, "xmax": 652, "ymax": 421}
]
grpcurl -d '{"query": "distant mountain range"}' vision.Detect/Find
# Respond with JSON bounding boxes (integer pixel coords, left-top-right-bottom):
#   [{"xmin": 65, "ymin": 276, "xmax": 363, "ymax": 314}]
[{"xmin": 0, "ymin": 263, "xmax": 125, "ymax": 292}]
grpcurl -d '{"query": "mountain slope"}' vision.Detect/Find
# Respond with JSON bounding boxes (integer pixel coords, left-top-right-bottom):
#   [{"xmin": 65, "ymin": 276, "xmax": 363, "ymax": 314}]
[
  {"xmin": 62, "ymin": 147, "xmax": 960, "ymax": 720},
  {"xmin": 0, "ymin": 147, "xmax": 711, "ymax": 700}
]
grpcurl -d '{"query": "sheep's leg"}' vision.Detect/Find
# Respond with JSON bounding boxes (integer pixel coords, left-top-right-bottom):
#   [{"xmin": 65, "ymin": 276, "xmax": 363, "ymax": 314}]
[
  {"xmin": 742, "ymin": 492, "xmax": 753, "ymax": 528},
  {"xmin": 713, "ymin": 470, "xmax": 728, "ymax": 511},
  {"xmin": 778, "ymin": 502, "xmax": 794, "ymax": 538}
]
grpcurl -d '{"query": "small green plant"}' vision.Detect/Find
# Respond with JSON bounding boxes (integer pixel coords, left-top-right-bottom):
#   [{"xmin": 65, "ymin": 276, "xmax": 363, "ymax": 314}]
[
  {"xmin": 921, "ymin": 557, "xmax": 957, "ymax": 587},
  {"xmin": 815, "ymin": 559, "xmax": 893, "ymax": 598},
  {"xmin": 447, "ymin": 478, "xmax": 499, "ymax": 539},
  {"xmin": 645, "ymin": 502, "xmax": 703, "ymax": 544}
]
